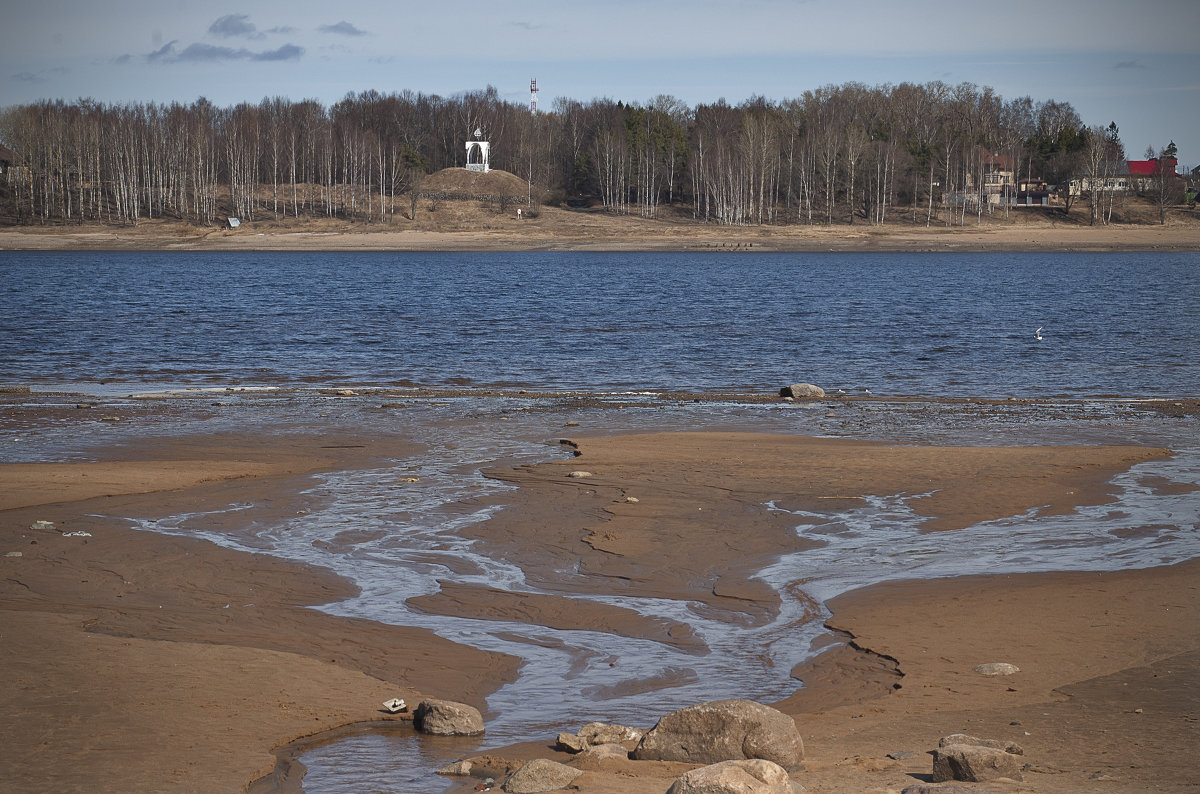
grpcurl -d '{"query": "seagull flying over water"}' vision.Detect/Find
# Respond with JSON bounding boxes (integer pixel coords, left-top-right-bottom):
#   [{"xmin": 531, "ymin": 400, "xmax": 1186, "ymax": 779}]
[{"xmin": 1034, "ymin": 327, "xmax": 1043, "ymax": 341}]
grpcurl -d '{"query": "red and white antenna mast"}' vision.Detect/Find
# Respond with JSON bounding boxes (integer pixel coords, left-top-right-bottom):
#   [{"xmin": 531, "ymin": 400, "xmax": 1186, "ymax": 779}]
[{"xmin": 530, "ymin": 78, "xmax": 539, "ymax": 113}]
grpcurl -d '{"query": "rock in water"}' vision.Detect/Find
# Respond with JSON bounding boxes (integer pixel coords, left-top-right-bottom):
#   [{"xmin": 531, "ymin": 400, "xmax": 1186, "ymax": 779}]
[
  {"xmin": 435, "ymin": 759, "xmax": 473, "ymax": 776},
  {"xmin": 666, "ymin": 759, "xmax": 795, "ymax": 794},
  {"xmin": 633, "ymin": 699, "xmax": 804, "ymax": 769},
  {"xmin": 413, "ymin": 698, "xmax": 485, "ymax": 736},
  {"xmin": 933, "ymin": 744, "xmax": 1023, "ymax": 782},
  {"xmin": 501, "ymin": 758, "xmax": 582, "ymax": 793},
  {"xmin": 779, "ymin": 383, "xmax": 825, "ymax": 399}
]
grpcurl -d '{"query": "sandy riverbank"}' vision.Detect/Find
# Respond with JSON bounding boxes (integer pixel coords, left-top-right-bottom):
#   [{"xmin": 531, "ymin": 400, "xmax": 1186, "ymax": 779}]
[
  {"xmin": 434, "ymin": 432, "xmax": 1197, "ymax": 793},
  {"xmin": 2, "ymin": 424, "xmax": 1197, "ymax": 792},
  {"xmin": 0, "ymin": 432, "xmax": 520, "ymax": 793},
  {"xmin": 2, "ymin": 209, "xmax": 1199, "ymax": 252}
]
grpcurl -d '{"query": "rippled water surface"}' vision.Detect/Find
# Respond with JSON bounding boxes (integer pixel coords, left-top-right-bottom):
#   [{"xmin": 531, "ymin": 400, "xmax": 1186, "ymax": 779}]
[
  {"xmin": 3, "ymin": 251, "xmax": 1198, "ymax": 792},
  {"xmin": 3, "ymin": 250, "xmax": 1199, "ymax": 397}
]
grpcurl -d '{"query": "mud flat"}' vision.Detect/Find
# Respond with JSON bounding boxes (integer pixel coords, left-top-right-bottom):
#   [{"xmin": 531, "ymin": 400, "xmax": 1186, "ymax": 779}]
[
  {"xmin": 2, "ymin": 410, "xmax": 1198, "ymax": 792},
  {"xmin": 0, "ymin": 432, "xmax": 519, "ymax": 793}
]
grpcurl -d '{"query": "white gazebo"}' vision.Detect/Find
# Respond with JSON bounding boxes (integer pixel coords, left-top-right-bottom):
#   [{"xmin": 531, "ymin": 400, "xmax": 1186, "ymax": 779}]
[{"xmin": 465, "ymin": 127, "xmax": 490, "ymax": 172}]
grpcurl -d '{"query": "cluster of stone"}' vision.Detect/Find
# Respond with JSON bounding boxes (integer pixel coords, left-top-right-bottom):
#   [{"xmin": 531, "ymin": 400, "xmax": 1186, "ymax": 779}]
[
  {"xmin": 439, "ymin": 698, "xmax": 806, "ymax": 793},
  {"xmin": 428, "ymin": 696, "xmax": 1029, "ymax": 792}
]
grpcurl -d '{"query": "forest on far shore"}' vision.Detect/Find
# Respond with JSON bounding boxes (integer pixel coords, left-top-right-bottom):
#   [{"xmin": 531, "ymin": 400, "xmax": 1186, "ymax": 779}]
[{"xmin": 0, "ymin": 81, "xmax": 1190, "ymax": 228}]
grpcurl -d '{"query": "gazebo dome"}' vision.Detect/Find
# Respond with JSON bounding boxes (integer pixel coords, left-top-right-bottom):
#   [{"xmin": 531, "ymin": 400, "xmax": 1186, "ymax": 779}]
[{"xmin": 465, "ymin": 129, "xmax": 490, "ymax": 173}]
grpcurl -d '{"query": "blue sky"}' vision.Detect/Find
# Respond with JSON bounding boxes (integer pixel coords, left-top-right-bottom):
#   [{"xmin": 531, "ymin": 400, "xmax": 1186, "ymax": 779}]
[{"xmin": 3, "ymin": 0, "xmax": 1198, "ymax": 168}]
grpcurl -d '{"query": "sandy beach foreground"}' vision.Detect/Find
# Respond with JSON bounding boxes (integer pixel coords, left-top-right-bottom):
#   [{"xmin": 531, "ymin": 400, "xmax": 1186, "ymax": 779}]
[{"xmin": 2, "ymin": 415, "xmax": 1197, "ymax": 793}]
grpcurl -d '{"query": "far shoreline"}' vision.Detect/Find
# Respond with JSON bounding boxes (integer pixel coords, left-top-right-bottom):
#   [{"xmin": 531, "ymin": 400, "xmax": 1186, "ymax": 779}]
[{"xmin": 2, "ymin": 211, "xmax": 1199, "ymax": 253}]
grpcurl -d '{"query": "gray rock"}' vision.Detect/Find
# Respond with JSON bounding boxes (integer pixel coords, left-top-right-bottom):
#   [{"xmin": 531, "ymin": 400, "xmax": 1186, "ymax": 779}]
[
  {"xmin": 577, "ymin": 721, "xmax": 642, "ymax": 746},
  {"xmin": 633, "ymin": 699, "xmax": 804, "ymax": 770},
  {"xmin": 933, "ymin": 744, "xmax": 1023, "ymax": 783},
  {"xmin": 779, "ymin": 383, "xmax": 825, "ymax": 400},
  {"xmin": 666, "ymin": 759, "xmax": 795, "ymax": 794},
  {"xmin": 555, "ymin": 732, "xmax": 585, "ymax": 753},
  {"xmin": 413, "ymin": 698, "xmax": 485, "ymax": 736},
  {"xmin": 903, "ymin": 786, "xmax": 995, "ymax": 794},
  {"xmin": 938, "ymin": 734, "xmax": 1024, "ymax": 755},
  {"xmin": 580, "ymin": 743, "xmax": 630, "ymax": 761},
  {"xmin": 501, "ymin": 758, "xmax": 583, "ymax": 793},
  {"xmin": 435, "ymin": 759, "xmax": 473, "ymax": 776},
  {"xmin": 974, "ymin": 662, "xmax": 1020, "ymax": 676}
]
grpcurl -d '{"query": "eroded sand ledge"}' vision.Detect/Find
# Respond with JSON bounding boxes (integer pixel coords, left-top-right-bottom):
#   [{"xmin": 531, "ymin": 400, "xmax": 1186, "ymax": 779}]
[{"xmin": 1, "ymin": 428, "xmax": 1197, "ymax": 793}]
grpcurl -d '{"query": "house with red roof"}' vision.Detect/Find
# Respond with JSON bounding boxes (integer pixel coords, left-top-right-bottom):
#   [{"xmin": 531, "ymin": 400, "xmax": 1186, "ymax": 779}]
[
  {"xmin": 1068, "ymin": 156, "xmax": 1182, "ymax": 196},
  {"xmin": 1127, "ymin": 157, "xmax": 1176, "ymax": 176},
  {"xmin": 1126, "ymin": 156, "xmax": 1181, "ymax": 191}
]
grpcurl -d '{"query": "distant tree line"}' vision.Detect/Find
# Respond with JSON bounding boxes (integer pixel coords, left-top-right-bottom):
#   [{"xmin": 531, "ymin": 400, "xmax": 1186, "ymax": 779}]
[{"xmin": 0, "ymin": 82, "xmax": 1151, "ymax": 227}]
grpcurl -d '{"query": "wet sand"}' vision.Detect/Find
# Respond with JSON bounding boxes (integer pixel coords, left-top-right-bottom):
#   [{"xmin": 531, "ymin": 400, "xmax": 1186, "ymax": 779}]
[
  {"xmin": 2, "ymin": 424, "xmax": 1197, "ymax": 792},
  {"xmin": 0, "ymin": 433, "xmax": 520, "ymax": 793}
]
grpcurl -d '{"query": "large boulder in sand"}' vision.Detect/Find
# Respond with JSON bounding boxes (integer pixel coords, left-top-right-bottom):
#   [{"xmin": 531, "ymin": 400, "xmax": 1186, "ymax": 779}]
[
  {"xmin": 933, "ymin": 743, "xmax": 1023, "ymax": 783},
  {"xmin": 501, "ymin": 758, "xmax": 583, "ymax": 793},
  {"xmin": 413, "ymin": 698, "xmax": 485, "ymax": 736},
  {"xmin": 633, "ymin": 699, "xmax": 804, "ymax": 769},
  {"xmin": 938, "ymin": 733, "xmax": 1023, "ymax": 755},
  {"xmin": 666, "ymin": 759, "xmax": 798, "ymax": 793}
]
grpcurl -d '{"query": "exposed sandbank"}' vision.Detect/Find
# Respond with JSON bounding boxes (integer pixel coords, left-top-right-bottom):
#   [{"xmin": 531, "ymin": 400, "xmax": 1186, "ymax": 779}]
[
  {"xmin": 2, "ymin": 422, "xmax": 1196, "ymax": 793},
  {"xmin": 0, "ymin": 433, "xmax": 519, "ymax": 793}
]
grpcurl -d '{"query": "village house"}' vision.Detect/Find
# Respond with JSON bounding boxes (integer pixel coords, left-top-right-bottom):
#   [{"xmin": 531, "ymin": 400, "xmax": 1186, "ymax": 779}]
[
  {"xmin": 0, "ymin": 144, "xmax": 16, "ymax": 178},
  {"xmin": 1067, "ymin": 163, "xmax": 1131, "ymax": 197},
  {"xmin": 1068, "ymin": 156, "xmax": 1181, "ymax": 196},
  {"xmin": 958, "ymin": 151, "xmax": 1049, "ymax": 206},
  {"xmin": 1126, "ymin": 156, "xmax": 1181, "ymax": 191}
]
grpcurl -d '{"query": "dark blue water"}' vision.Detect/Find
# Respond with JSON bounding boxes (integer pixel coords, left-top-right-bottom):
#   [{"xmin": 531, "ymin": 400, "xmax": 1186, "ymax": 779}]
[{"xmin": 2, "ymin": 250, "xmax": 1197, "ymax": 397}]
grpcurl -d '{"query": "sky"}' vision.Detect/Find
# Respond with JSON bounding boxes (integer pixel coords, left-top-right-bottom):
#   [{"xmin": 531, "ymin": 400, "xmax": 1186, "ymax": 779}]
[{"xmin": 2, "ymin": 0, "xmax": 1198, "ymax": 168}]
